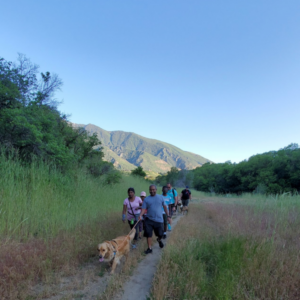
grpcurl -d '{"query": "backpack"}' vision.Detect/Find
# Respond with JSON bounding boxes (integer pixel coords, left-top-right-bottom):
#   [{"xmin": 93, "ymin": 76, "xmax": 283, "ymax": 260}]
[
  {"xmin": 172, "ymin": 188, "xmax": 176, "ymax": 199},
  {"xmin": 182, "ymin": 189, "xmax": 190, "ymax": 200}
]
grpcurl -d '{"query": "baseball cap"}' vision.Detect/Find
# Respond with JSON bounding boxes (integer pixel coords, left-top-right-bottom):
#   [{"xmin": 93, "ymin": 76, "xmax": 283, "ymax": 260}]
[
  {"xmin": 186, "ymin": 186, "xmax": 189, "ymax": 188},
  {"xmin": 140, "ymin": 191, "xmax": 146, "ymax": 197}
]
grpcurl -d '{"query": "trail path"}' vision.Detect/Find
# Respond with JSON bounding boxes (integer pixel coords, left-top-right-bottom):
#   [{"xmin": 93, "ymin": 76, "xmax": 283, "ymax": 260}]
[{"xmin": 114, "ymin": 214, "xmax": 182, "ymax": 300}]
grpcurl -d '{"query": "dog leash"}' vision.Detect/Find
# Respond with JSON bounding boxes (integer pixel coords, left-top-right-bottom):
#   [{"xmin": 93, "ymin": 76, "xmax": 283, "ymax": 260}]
[{"xmin": 115, "ymin": 219, "xmax": 141, "ymax": 251}]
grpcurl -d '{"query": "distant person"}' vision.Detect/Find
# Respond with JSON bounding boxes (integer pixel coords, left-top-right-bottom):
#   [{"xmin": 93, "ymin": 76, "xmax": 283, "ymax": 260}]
[
  {"xmin": 180, "ymin": 186, "xmax": 192, "ymax": 207},
  {"xmin": 122, "ymin": 187, "xmax": 142, "ymax": 241},
  {"xmin": 167, "ymin": 183, "xmax": 178, "ymax": 217},
  {"xmin": 137, "ymin": 191, "xmax": 147, "ymax": 238},
  {"xmin": 139, "ymin": 185, "xmax": 170, "ymax": 254},
  {"xmin": 161, "ymin": 186, "xmax": 172, "ymax": 238}
]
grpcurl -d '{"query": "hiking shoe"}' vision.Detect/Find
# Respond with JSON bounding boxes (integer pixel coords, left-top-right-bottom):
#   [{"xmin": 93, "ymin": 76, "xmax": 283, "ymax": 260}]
[
  {"xmin": 162, "ymin": 234, "xmax": 167, "ymax": 239},
  {"xmin": 144, "ymin": 248, "xmax": 152, "ymax": 254},
  {"xmin": 157, "ymin": 238, "xmax": 164, "ymax": 248}
]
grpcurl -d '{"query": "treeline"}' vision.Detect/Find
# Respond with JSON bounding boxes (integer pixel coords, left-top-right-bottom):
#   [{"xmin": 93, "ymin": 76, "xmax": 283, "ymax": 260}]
[
  {"xmin": 0, "ymin": 54, "xmax": 119, "ymax": 182},
  {"xmin": 155, "ymin": 144, "xmax": 300, "ymax": 194},
  {"xmin": 192, "ymin": 144, "xmax": 300, "ymax": 194},
  {"xmin": 156, "ymin": 167, "xmax": 193, "ymax": 187}
]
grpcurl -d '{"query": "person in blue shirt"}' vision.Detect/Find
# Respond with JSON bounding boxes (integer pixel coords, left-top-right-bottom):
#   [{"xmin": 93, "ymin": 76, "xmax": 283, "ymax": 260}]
[
  {"xmin": 167, "ymin": 183, "xmax": 178, "ymax": 216},
  {"xmin": 139, "ymin": 185, "xmax": 171, "ymax": 254},
  {"xmin": 162, "ymin": 186, "xmax": 172, "ymax": 239}
]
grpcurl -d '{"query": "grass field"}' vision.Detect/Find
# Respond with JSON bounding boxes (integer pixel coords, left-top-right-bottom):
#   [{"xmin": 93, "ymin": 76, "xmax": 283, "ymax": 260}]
[
  {"xmin": 0, "ymin": 155, "xmax": 151, "ymax": 299},
  {"xmin": 151, "ymin": 194, "xmax": 300, "ymax": 299}
]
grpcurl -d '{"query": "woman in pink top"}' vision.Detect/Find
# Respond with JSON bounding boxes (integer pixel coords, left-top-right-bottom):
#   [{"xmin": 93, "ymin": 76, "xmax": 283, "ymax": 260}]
[{"xmin": 122, "ymin": 187, "xmax": 142, "ymax": 241}]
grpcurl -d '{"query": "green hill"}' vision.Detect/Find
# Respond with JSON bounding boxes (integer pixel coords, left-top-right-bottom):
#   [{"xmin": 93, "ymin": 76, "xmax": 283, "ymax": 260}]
[{"xmin": 72, "ymin": 123, "xmax": 211, "ymax": 173}]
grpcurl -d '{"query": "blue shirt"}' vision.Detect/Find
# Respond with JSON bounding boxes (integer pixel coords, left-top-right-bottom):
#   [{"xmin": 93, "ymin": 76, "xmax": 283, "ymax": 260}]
[
  {"xmin": 167, "ymin": 189, "xmax": 178, "ymax": 204},
  {"xmin": 162, "ymin": 195, "xmax": 171, "ymax": 214},
  {"xmin": 142, "ymin": 194, "xmax": 166, "ymax": 223}
]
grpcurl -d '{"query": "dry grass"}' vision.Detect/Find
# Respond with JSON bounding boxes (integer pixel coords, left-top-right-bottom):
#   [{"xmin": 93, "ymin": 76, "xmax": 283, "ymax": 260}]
[
  {"xmin": 151, "ymin": 199, "xmax": 300, "ymax": 300},
  {"xmin": 0, "ymin": 212, "xmax": 131, "ymax": 299}
]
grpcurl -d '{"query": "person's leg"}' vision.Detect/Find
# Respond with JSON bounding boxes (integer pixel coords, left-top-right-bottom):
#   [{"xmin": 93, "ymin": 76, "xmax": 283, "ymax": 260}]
[
  {"xmin": 138, "ymin": 220, "xmax": 143, "ymax": 238},
  {"xmin": 147, "ymin": 237, "xmax": 152, "ymax": 248},
  {"xmin": 163, "ymin": 214, "xmax": 167, "ymax": 238},
  {"xmin": 154, "ymin": 222, "xmax": 164, "ymax": 248},
  {"xmin": 144, "ymin": 219, "xmax": 154, "ymax": 254}
]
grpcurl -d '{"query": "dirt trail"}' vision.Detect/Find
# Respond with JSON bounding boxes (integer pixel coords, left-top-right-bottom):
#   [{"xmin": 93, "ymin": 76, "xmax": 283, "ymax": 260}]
[{"xmin": 114, "ymin": 214, "xmax": 182, "ymax": 300}]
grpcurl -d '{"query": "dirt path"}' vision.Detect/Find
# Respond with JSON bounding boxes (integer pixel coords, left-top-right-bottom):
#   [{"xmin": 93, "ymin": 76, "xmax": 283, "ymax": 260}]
[{"xmin": 114, "ymin": 214, "xmax": 182, "ymax": 300}]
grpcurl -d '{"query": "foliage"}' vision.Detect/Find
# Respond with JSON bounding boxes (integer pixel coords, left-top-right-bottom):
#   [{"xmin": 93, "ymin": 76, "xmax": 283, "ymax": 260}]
[
  {"xmin": 156, "ymin": 167, "xmax": 193, "ymax": 188},
  {"xmin": 0, "ymin": 54, "xmax": 105, "ymax": 171},
  {"xmin": 131, "ymin": 166, "xmax": 146, "ymax": 177},
  {"xmin": 192, "ymin": 144, "xmax": 300, "ymax": 194}
]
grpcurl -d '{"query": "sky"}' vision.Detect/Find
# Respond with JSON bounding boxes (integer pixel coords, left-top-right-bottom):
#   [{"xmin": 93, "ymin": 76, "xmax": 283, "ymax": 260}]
[{"xmin": 1, "ymin": 0, "xmax": 300, "ymax": 163}]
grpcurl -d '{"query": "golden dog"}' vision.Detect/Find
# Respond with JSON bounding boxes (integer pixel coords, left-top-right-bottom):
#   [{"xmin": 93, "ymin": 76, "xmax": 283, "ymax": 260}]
[
  {"xmin": 180, "ymin": 205, "xmax": 188, "ymax": 215},
  {"xmin": 97, "ymin": 229, "xmax": 136, "ymax": 274}
]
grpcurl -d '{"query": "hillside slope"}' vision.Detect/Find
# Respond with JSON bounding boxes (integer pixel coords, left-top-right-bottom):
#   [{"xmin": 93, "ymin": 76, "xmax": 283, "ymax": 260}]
[{"xmin": 72, "ymin": 123, "xmax": 211, "ymax": 173}]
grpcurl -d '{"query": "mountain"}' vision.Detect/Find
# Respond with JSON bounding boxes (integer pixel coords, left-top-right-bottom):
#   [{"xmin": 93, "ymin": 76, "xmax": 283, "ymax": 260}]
[{"xmin": 71, "ymin": 123, "xmax": 211, "ymax": 173}]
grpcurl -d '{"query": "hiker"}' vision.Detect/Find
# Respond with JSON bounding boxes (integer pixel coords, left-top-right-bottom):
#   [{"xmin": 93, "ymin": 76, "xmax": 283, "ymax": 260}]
[
  {"xmin": 167, "ymin": 183, "xmax": 178, "ymax": 219},
  {"xmin": 180, "ymin": 186, "xmax": 192, "ymax": 207},
  {"xmin": 122, "ymin": 187, "xmax": 142, "ymax": 241},
  {"xmin": 162, "ymin": 186, "xmax": 172, "ymax": 238},
  {"xmin": 137, "ymin": 191, "xmax": 147, "ymax": 239},
  {"xmin": 139, "ymin": 185, "xmax": 171, "ymax": 254}
]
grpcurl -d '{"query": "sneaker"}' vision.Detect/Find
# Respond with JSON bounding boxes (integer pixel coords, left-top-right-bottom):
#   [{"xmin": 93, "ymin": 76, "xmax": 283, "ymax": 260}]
[
  {"xmin": 144, "ymin": 248, "xmax": 152, "ymax": 254},
  {"xmin": 157, "ymin": 238, "xmax": 164, "ymax": 248},
  {"xmin": 162, "ymin": 234, "xmax": 167, "ymax": 239},
  {"xmin": 132, "ymin": 244, "xmax": 137, "ymax": 249}
]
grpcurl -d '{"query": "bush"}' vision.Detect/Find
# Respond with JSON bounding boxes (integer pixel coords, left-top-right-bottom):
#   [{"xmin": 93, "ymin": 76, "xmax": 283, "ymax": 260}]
[{"xmin": 131, "ymin": 166, "xmax": 146, "ymax": 177}]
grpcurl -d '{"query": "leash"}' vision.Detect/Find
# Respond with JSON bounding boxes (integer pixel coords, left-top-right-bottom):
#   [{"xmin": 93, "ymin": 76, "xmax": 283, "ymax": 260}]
[{"xmin": 106, "ymin": 219, "xmax": 141, "ymax": 253}]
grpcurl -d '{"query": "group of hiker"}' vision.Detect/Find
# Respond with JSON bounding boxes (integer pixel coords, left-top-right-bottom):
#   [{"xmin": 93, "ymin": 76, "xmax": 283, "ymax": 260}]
[{"xmin": 122, "ymin": 183, "xmax": 192, "ymax": 254}]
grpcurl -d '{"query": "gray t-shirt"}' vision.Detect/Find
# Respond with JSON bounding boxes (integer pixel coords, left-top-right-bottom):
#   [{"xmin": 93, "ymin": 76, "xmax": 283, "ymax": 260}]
[{"xmin": 142, "ymin": 194, "xmax": 166, "ymax": 223}]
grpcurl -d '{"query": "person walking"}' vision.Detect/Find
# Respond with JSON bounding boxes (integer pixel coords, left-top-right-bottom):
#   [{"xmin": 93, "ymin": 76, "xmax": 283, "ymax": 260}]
[
  {"xmin": 139, "ymin": 185, "xmax": 170, "ymax": 254},
  {"xmin": 161, "ymin": 186, "xmax": 172, "ymax": 238},
  {"xmin": 122, "ymin": 187, "xmax": 142, "ymax": 241},
  {"xmin": 180, "ymin": 186, "xmax": 192, "ymax": 207},
  {"xmin": 137, "ymin": 191, "xmax": 147, "ymax": 238},
  {"xmin": 167, "ymin": 183, "xmax": 178, "ymax": 219}
]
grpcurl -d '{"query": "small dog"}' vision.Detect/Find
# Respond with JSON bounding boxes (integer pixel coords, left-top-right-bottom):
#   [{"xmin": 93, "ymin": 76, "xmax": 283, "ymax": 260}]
[
  {"xmin": 97, "ymin": 229, "xmax": 136, "ymax": 274},
  {"xmin": 180, "ymin": 205, "xmax": 189, "ymax": 215}
]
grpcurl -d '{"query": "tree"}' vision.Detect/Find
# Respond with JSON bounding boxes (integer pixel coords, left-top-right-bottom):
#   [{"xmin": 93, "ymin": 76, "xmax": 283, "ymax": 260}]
[
  {"xmin": 131, "ymin": 166, "xmax": 146, "ymax": 177},
  {"xmin": 0, "ymin": 54, "xmax": 105, "ymax": 171}
]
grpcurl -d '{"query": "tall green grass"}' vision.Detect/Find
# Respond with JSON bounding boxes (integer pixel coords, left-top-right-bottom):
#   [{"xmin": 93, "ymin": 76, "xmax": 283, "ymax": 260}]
[
  {"xmin": 162, "ymin": 237, "xmax": 262, "ymax": 300},
  {"xmin": 0, "ymin": 154, "xmax": 150, "ymax": 240}
]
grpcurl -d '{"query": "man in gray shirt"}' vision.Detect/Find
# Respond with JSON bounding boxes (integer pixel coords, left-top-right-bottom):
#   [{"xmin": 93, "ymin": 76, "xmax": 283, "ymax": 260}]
[{"xmin": 139, "ymin": 185, "xmax": 171, "ymax": 254}]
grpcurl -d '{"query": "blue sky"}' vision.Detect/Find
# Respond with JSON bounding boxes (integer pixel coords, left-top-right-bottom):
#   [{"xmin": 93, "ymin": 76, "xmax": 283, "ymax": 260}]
[{"xmin": 1, "ymin": 0, "xmax": 300, "ymax": 163}]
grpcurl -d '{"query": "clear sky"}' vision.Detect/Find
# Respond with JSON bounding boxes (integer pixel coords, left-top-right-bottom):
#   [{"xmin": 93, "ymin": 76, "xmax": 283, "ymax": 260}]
[{"xmin": 1, "ymin": 0, "xmax": 300, "ymax": 163}]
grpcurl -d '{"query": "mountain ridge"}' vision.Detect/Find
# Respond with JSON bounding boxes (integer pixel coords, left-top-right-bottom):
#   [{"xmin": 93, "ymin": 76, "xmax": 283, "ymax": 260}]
[{"xmin": 71, "ymin": 123, "xmax": 212, "ymax": 173}]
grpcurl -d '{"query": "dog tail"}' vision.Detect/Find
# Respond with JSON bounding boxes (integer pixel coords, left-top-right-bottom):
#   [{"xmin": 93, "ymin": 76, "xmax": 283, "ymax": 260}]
[{"xmin": 129, "ymin": 228, "xmax": 136, "ymax": 241}]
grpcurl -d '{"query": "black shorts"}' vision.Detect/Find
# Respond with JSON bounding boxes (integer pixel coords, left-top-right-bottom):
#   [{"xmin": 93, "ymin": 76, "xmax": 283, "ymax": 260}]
[
  {"xmin": 144, "ymin": 218, "xmax": 164, "ymax": 238},
  {"xmin": 182, "ymin": 199, "xmax": 189, "ymax": 206},
  {"xmin": 163, "ymin": 214, "xmax": 168, "ymax": 225}
]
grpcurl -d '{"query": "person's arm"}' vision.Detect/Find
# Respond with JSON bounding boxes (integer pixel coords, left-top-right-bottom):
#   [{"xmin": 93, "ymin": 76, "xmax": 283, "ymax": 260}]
[
  {"xmin": 137, "ymin": 199, "xmax": 143, "ymax": 209},
  {"xmin": 122, "ymin": 204, "xmax": 127, "ymax": 223},
  {"xmin": 174, "ymin": 190, "xmax": 178, "ymax": 207},
  {"xmin": 139, "ymin": 208, "xmax": 147, "ymax": 221},
  {"xmin": 189, "ymin": 191, "xmax": 192, "ymax": 201}
]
